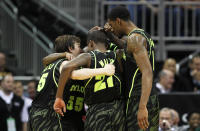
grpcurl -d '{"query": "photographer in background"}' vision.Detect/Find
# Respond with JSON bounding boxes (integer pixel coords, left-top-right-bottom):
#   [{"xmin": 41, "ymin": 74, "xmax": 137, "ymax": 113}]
[{"xmin": 159, "ymin": 107, "xmax": 178, "ymax": 131}]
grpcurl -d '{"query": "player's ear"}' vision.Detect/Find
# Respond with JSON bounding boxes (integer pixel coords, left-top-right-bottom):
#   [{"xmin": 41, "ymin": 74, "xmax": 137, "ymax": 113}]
[
  {"xmin": 68, "ymin": 46, "xmax": 74, "ymax": 53},
  {"xmin": 88, "ymin": 40, "xmax": 94, "ymax": 48},
  {"xmin": 116, "ymin": 18, "xmax": 121, "ymax": 25}
]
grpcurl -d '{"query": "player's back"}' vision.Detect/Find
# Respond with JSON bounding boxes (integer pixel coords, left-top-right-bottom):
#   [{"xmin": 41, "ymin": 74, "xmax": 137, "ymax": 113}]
[
  {"xmin": 84, "ymin": 50, "xmax": 122, "ymax": 105},
  {"xmin": 62, "ymin": 79, "xmax": 85, "ymax": 121},
  {"xmin": 30, "ymin": 58, "xmax": 85, "ymax": 131},
  {"xmin": 84, "ymin": 50, "xmax": 125, "ymax": 131},
  {"xmin": 32, "ymin": 58, "xmax": 85, "ymax": 116},
  {"xmin": 32, "ymin": 59, "xmax": 64, "ymax": 108}
]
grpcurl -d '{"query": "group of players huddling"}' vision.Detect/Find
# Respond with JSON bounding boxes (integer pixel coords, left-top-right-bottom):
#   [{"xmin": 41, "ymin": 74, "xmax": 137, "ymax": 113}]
[{"xmin": 28, "ymin": 6, "xmax": 159, "ymax": 131}]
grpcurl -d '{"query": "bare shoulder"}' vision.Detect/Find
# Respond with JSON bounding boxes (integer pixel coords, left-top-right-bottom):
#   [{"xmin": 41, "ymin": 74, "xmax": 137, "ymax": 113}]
[
  {"xmin": 71, "ymin": 53, "xmax": 91, "ymax": 68},
  {"xmin": 61, "ymin": 60, "xmax": 69, "ymax": 65},
  {"xmin": 76, "ymin": 53, "xmax": 91, "ymax": 59},
  {"xmin": 60, "ymin": 60, "xmax": 69, "ymax": 73},
  {"xmin": 127, "ymin": 33, "xmax": 147, "ymax": 53}
]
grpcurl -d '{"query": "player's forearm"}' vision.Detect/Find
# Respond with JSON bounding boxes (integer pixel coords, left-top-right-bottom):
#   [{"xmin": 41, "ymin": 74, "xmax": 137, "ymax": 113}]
[
  {"xmin": 56, "ymin": 65, "xmax": 74, "ymax": 98},
  {"xmin": 43, "ymin": 53, "xmax": 66, "ymax": 67},
  {"xmin": 106, "ymin": 32, "xmax": 125, "ymax": 49},
  {"xmin": 139, "ymin": 70, "xmax": 153, "ymax": 109},
  {"xmin": 71, "ymin": 68, "xmax": 106, "ymax": 80}
]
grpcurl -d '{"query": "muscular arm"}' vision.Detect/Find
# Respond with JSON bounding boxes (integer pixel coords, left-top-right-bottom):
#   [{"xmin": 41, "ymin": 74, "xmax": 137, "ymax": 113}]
[
  {"xmin": 56, "ymin": 53, "xmax": 91, "ymax": 99},
  {"xmin": 71, "ymin": 64, "xmax": 115, "ymax": 80},
  {"xmin": 127, "ymin": 34, "xmax": 153, "ymax": 129},
  {"xmin": 43, "ymin": 52, "xmax": 66, "ymax": 67},
  {"xmin": 105, "ymin": 32, "xmax": 126, "ymax": 49},
  {"xmin": 60, "ymin": 61, "xmax": 115, "ymax": 80}
]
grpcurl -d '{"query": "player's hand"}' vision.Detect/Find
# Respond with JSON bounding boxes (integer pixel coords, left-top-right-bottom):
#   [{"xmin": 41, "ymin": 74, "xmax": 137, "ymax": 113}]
[
  {"xmin": 137, "ymin": 106, "xmax": 149, "ymax": 130},
  {"xmin": 65, "ymin": 52, "xmax": 74, "ymax": 60},
  {"xmin": 104, "ymin": 64, "xmax": 115, "ymax": 76},
  {"xmin": 104, "ymin": 22, "xmax": 113, "ymax": 32},
  {"xmin": 53, "ymin": 98, "xmax": 66, "ymax": 116},
  {"xmin": 89, "ymin": 26, "xmax": 102, "ymax": 33}
]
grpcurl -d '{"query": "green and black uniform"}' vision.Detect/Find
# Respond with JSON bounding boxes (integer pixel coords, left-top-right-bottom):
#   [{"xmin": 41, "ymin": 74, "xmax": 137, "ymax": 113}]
[
  {"xmin": 29, "ymin": 59, "xmax": 85, "ymax": 131},
  {"xmin": 84, "ymin": 50, "xmax": 125, "ymax": 131},
  {"xmin": 123, "ymin": 29, "xmax": 159, "ymax": 131}
]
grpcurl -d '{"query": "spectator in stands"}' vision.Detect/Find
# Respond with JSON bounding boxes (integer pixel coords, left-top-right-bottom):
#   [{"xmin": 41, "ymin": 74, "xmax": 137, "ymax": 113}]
[
  {"xmin": 13, "ymin": 81, "xmax": 32, "ymax": 131},
  {"xmin": 179, "ymin": 112, "xmax": 200, "ymax": 131},
  {"xmin": 170, "ymin": 109, "xmax": 180, "ymax": 130},
  {"xmin": 163, "ymin": 58, "xmax": 190, "ymax": 92},
  {"xmin": 193, "ymin": 71, "xmax": 200, "ymax": 92},
  {"xmin": 0, "ymin": 74, "xmax": 24, "ymax": 131},
  {"xmin": 159, "ymin": 107, "xmax": 178, "ymax": 131},
  {"xmin": 0, "ymin": 52, "xmax": 13, "ymax": 77},
  {"xmin": 180, "ymin": 55, "xmax": 200, "ymax": 91},
  {"xmin": 163, "ymin": 58, "xmax": 177, "ymax": 74},
  {"xmin": 156, "ymin": 69, "xmax": 175, "ymax": 93},
  {"xmin": 27, "ymin": 80, "xmax": 37, "ymax": 100}
]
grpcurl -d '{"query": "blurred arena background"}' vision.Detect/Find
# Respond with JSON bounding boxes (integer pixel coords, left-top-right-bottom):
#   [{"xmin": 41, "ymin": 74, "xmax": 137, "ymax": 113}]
[{"xmin": 0, "ymin": 0, "xmax": 200, "ymax": 130}]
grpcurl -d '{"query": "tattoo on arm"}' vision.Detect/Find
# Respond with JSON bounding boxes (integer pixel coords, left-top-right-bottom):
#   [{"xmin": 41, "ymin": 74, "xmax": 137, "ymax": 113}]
[{"xmin": 128, "ymin": 34, "xmax": 153, "ymax": 108}]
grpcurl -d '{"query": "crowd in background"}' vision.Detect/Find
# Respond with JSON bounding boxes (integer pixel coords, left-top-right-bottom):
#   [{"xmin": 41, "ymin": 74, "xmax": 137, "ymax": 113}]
[
  {"xmin": 0, "ymin": 52, "xmax": 37, "ymax": 131},
  {"xmin": 159, "ymin": 107, "xmax": 200, "ymax": 131},
  {"xmin": 155, "ymin": 55, "xmax": 200, "ymax": 93}
]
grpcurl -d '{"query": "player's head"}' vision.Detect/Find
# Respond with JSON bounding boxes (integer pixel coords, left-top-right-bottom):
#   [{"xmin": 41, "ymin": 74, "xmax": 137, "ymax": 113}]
[
  {"xmin": 87, "ymin": 30, "xmax": 109, "ymax": 51},
  {"xmin": 107, "ymin": 6, "xmax": 131, "ymax": 37},
  {"xmin": 54, "ymin": 35, "xmax": 82, "ymax": 57}
]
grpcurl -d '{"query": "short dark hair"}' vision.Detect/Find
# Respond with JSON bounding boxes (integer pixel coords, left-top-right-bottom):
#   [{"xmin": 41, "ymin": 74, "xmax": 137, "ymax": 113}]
[
  {"xmin": 54, "ymin": 35, "xmax": 80, "ymax": 53},
  {"xmin": 87, "ymin": 30, "xmax": 109, "ymax": 46},
  {"xmin": 108, "ymin": 6, "xmax": 130, "ymax": 21}
]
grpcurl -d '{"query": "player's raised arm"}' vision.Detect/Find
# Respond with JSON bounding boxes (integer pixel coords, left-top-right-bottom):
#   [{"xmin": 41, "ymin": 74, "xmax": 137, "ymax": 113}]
[
  {"xmin": 54, "ymin": 53, "xmax": 91, "ymax": 116},
  {"xmin": 127, "ymin": 33, "xmax": 153, "ymax": 130},
  {"xmin": 104, "ymin": 23, "xmax": 126, "ymax": 49}
]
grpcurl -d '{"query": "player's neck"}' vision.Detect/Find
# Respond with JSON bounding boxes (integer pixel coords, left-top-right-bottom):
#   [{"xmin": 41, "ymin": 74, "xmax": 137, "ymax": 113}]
[
  {"xmin": 125, "ymin": 22, "xmax": 139, "ymax": 36},
  {"xmin": 94, "ymin": 44, "xmax": 107, "ymax": 53}
]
